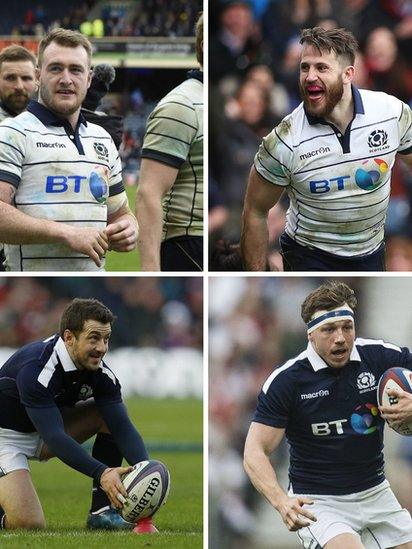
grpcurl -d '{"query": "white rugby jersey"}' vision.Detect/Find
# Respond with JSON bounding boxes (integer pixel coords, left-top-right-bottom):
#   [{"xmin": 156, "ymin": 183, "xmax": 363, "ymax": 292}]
[
  {"xmin": 0, "ymin": 100, "xmax": 125, "ymax": 271},
  {"xmin": 255, "ymin": 87, "xmax": 412, "ymax": 256},
  {"xmin": 0, "ymin": 103, "xmax": 12, "ymax": 123}
]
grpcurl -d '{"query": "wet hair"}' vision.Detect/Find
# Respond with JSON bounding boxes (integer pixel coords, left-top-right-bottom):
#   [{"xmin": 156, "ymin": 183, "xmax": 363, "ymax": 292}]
[
  {"xmin": 300, "ymin": 27, "xmax": 358, "ymax": 66},
  {"xmin": 195, "ymin": 12, "xmax": 203, "ymax": 66},
  {"xmin": 301, "ymin": 281, "xmax": 357, "ymax": 323},
  {"xmin": 0, "ymin": 45, "xmax": 36, "ymax": 70},
  {"xmin": 38, "ymin": 28, "xmax": 92, "ymax": 67},
  {"xmin": 59, "ymin": 298, "xmax": 114, "ymax": 337}
]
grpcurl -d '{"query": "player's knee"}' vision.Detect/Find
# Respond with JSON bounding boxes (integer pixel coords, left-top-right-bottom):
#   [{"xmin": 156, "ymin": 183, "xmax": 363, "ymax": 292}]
[{"xmin": 6, "ymin": 514, "xmax": 46, "ymax": 529}]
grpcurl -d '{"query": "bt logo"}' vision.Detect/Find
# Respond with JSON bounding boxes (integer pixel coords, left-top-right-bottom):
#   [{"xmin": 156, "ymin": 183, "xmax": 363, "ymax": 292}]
[
  {"xmin": 309, "ymin": 158, "xmax": 389, "ymax": 193},
  {"xmin": 45, "ymin": 171, "xmax": 108, "ymax": 203}
]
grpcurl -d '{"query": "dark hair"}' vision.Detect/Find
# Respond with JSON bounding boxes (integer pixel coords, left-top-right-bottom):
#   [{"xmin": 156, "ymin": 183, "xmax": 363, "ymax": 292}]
[
  {"xmin": 301, "ymin": 281, "xmax": 357, "ymax": 323},
  {"xmin": 59, "ymin": 298, "xmax": 114, "ymax": 337},
  {"xmin": 300, "ymin": 27, "xmax": 358, "ymax": 66}
]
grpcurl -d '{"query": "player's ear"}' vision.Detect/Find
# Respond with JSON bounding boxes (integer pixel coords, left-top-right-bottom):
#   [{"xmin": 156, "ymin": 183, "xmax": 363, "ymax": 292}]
[
  {"xmin": 63, "ymin": 329, "xmax": 75, "ymax": 345},
  {"xmin": 342, "ymin": 65, "xmax": 354, "ymax": 84},
  {"xmin": 87, "ymin": 68, "xmax": 92, "ymax": 90}
]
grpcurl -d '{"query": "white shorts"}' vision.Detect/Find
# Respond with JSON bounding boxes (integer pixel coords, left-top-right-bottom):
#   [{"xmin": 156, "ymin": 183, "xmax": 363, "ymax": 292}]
[
  {"xmin": 291, "ymin": 480, "xmax": 412, "ymax": 549},
  {"xmin": 0, "ymin": 427, "xmax": 45, "ymax": 475}
]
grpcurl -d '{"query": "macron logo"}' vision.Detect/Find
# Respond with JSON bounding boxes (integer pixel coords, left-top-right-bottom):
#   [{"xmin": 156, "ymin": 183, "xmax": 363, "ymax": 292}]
[
  {"xmin": 36, "ymin": 142, "xmax": 66, "ymax": 148},
  {"xmin": 301, "ymin": 389, "xmax": 330, "ymax": 400}
]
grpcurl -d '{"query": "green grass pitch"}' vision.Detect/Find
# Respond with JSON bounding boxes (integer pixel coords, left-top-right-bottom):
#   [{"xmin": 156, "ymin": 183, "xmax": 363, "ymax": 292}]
[
  {"xmin": 106, "ymin": 184, "xmax": 141, "ymax": 272},
  {"xmin": 0, "ymin": 397, "xmax": 203, "ymax": 548}
]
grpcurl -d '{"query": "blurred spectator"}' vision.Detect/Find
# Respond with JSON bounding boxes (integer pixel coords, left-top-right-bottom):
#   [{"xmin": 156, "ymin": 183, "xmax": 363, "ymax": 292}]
[
  {"xmin": 0, "ymin": 278, "xmax": 202, "ymax": 351},
  {"xmin": 363, "ymin": 26, "xmax": 412, "ymax": 103}
]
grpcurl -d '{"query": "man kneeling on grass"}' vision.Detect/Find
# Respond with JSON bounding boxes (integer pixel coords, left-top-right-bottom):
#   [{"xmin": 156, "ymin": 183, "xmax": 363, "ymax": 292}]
[{"xmin": 0, "ymin": 297, "xmax": 157, "ymax": 533}]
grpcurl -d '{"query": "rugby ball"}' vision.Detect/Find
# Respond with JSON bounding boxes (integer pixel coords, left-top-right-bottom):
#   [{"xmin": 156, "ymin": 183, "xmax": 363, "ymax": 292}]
[
  {"xmin": 120, "ymin": 460, "xmax": 170, "ymax": 523},
  {"xmin": 377, "ymin": 367, "xmax": 412, "ymax": 436}
]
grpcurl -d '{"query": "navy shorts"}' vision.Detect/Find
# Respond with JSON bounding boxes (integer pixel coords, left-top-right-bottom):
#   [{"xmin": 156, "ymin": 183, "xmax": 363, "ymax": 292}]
[
  {"xmin": 280, "ymin": 233, "xmax": 386, "ymax": 272},
  {"xmin": 160, "ymin": 236, "xmax": 203, "ymax": 271}
]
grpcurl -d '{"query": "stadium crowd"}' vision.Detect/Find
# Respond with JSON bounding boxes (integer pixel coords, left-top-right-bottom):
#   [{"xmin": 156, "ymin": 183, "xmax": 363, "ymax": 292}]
[
  {"xmin": 209, "ymin": 277, "xmax": 412, "ymax": 547},
  {"xmin": 12, "ymin": 0, "xmax": 200, "ymax": 38},
  {"xmin": 210, "ymin": 0, "xmax": 412, "ymax": 270},
  {"xmin": 0, "ymin": 277, "xmax": 202, "ymax": 349}
]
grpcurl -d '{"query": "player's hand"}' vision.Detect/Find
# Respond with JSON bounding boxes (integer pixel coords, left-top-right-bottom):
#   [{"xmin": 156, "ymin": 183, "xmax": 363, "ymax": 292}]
[
  {"xmin": 105, "ymin": 217, "xmax": 138, "ymax": 252},
  {"xmin": 275, "ymin": 495, "xmax": 317, "ymax": 531},
  {"xmin": 100, "ymin": 466, "xmax": 133, "ymax": 509},
  {"xmin": 64, "ymin": 227, "xmax": 108, "ymax": 267},
  {"xmin": 379, "ymin": 388, "xmax": 412, "ymax": 426}
]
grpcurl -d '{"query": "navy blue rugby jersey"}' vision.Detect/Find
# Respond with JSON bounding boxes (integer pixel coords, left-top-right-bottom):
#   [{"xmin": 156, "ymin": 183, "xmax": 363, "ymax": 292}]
[
  {"xmin": 0, "ymin": 334, "xmax": 121, "ymax": 432},
  {"xmin": 253, "ymin": 337, "xmax": 412, "ymax": 495}
]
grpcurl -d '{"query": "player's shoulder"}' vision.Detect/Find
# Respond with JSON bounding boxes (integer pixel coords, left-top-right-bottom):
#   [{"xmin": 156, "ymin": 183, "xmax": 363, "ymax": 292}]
[
  {"xmin": 0, "ymin": 110, "xmax": 34, "ymax": 133},
  {"xmin": 262, "ymin": 349, "xmax": 308, "ymax": 393},
  {"xmin": 157, "ymin": 78, "xmax": 202, "ymax": 112},
  {"xmin": 355, "ymin": 337, "xmax": 402, "ymax": 354},
  {"xmin": 358, "ymin": 88, "xmax": 404, "ymax": 116}
]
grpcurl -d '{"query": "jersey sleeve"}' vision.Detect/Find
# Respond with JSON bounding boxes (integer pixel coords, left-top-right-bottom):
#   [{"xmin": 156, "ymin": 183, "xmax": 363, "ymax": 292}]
[
  {"xmin": 16, "ymin": 364, "xmax": 59, "ymax": 409},
  {"xmin": 92, "ymin": 364, "xmax": 123, "ymax": 406},
  {"xmin": 98, "ymin": 401, "xmax": 149, "ymax": 465},
  {"xmin": 0, "ymin": 120, "xmax": 26, "ymax": 187},
  {"xmin": 397, "ymin": 101, "xmax": 412, "ymax": 154},
  {"xmin": 26, "ymin": 405, "xmax": 106, "ymax": 481},
  {"xmin": 253, "ymin": 370, "xmax": 295, "ymax": 428},
  {"xmin": 381, "ymin": 343, "xmax": 412, "ymax": 372},
  {"xmin": 254, "ymin": 118, "xmax": 293, "ymax": 187},
  {"xmin": 141, "ymin": 96, "xmax": 197, "ymax": 168}
]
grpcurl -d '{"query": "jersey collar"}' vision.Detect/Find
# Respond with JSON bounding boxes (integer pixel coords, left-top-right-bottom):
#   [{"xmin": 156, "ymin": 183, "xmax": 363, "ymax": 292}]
[
  {"xmin": 0, "ymin": 101, "xmax": 16, "ymax": 117},
  {"xmin": 305, "ymin": 84, "xmax": 365, "ymax": 126},
  {"xmin": 55, "ymin": 336, "xmax": 78, "ymax": 372},
  {"xmin": 27, "ymin": 99, "xmax": 87, "ymax": 129},
  {"xmin": 187, "ymin": 69, "xmax": 203, "ymax": 83},
  {"xmin": 307, "ymin": 340, "xmax": 361, "ymax": 371}
]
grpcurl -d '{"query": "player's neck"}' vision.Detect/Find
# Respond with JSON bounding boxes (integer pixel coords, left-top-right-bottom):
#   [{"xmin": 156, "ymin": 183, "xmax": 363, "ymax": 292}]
[{"xmin": 325, "ymin": 87, "xmax": 354, "ymax": 135}]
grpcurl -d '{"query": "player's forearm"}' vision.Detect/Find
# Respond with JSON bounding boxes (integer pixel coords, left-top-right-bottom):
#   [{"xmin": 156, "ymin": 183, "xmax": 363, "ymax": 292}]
[
  {"xmin": 0, "ymin": 201, "xmax": 72, "ymax": 245},
  {"xmin": 136, "ymin": 192, "xmax": 163, "ymax": 271},
  {"xmin": 240, "ymin": 207, "xmax": 269, "ymax": 271},
  {"xmin": 243, "ymin": 445, "xmax": 288, "ymax": 510}
]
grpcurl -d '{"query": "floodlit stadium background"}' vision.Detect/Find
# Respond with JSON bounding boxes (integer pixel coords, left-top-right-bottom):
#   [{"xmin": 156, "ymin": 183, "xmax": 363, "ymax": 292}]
[
  {"xmin": 0, "ymin": 0, "xmax": 202, "ymax": 271},
  {"xmin": 209, "ymin": 277, "xmax": 412, "ymax": 548},
  {"xmin": 209, "ymin": 1, "xmax": 412, "ymax": 271}
]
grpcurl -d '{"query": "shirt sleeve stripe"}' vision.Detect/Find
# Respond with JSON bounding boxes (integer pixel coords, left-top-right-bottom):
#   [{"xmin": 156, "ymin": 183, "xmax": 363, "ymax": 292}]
[
  {"xmin": 0, "ymin": 140, "xmax": 24, "ymax": 156},
  {"xmin": 0, "ymin": 170, "xmax": 20, "ymax": 187},
  {"xmin": 109, "ymin": 182, "xmax": 125, "ymax": 197},
  {"xmin": 141, "ymin": 148, "xmax": 184, "ymax": 168},
  {"xmin": 151, "ymin": 115, "xmax": 197, "ymax": 131},
  {"xmin": 275, "ymin": 128, "xmax": 293, "ymax": 152},
  {"xmin": 144, "ymin": 130, "xmax": 191, "ymax": 146}
]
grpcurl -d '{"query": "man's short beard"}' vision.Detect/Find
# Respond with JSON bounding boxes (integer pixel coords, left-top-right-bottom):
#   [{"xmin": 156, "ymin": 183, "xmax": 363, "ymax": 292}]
[
  {"xmin": 40, "ymin": 83, "xmax": 83, "ymax": 117},
  {"xmin": 300, "ymin": 77, "xmax": 344, "ymax": 119},
  {"xmin": 2, "ymin": 92, "xmax": 30, "ymax": 115}
]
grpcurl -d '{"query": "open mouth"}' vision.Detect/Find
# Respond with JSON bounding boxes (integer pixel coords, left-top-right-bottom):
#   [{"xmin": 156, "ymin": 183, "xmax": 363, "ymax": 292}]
[
  {"xmin": 331, "ymin": 349, "xmax": 346, "ymax": 359},
  {"xmin": 306, "ymin": 85, "xmax": 325, "ymax": 101}
]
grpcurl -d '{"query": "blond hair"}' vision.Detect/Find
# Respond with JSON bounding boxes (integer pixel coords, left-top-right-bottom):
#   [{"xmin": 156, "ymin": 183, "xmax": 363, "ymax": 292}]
[{"xmin": 38, "ymin": 28, "xmax": 92, "ymax": 67}]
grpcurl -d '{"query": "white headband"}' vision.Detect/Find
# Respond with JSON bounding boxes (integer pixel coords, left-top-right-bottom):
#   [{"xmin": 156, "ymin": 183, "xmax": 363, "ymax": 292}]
[{"xmin": 307, "ymin": 304, "xmax": 354, "ymax": 334}]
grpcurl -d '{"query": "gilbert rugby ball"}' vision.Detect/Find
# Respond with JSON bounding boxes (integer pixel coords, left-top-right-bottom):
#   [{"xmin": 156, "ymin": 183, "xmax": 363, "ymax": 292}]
[
  {"xmin": 377, "ymin": 367, "xmax": 412, "ymax": 436},
  {"xmin": 120, "ymin": 459, "xmax": 170, "ymax": 523}
]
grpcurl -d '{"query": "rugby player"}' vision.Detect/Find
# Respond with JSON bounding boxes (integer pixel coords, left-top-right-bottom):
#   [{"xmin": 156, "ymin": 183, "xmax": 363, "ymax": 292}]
[
  {"xmin": 136, "ymin": 12, "xmax": 203, "ymax": 271},
  {"xmin": 0, "ymin": 298, "xmax": 157, "ymax": 533},
  {"xmin": 0, "ymin": 45, "xmax": 37, "ymax": 122},
  {"xmin": 0, "ymin": 28, "xmax": 137, "ymax": 271},
  {"xmin": 241, "ymin": 27, "xmax": 412, "ymax": 271},
  {"xmin": 244, "ymin": 281, "xmax": 412, "ymax": 549},
  {"xmin": 0, "ymin": 45, "xmax": 38, "ymax": 272}
]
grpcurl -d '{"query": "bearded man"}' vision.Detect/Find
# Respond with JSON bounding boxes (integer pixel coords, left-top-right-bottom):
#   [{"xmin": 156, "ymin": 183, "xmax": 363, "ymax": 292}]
[{"xmin": 240, "ymin": 26, "xmax": 412, "ymax": 271}]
